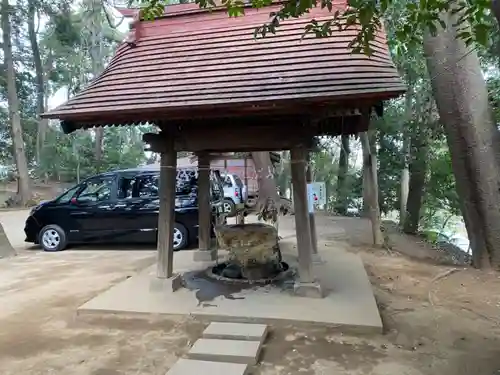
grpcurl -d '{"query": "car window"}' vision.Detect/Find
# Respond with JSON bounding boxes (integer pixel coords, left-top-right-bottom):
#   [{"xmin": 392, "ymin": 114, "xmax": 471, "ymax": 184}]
[
  {"xmin": 436, "ymin": 234, "xmax": 450, "ymax": 242},
  {"xmin": 176, "ymin": 169, "xmax": 198, "ymax": 196},
  {"xmin": 210, "ymin": 174, "xmax": 224, "ymax": 201},
  {"xmin": 117, "ymin": 176, "xmax": 136, "ymax": 199},
  {"xmin": 136, "ymin": 175, "xmax": 159, "ymax": 198},
  {"xmin": 233, "ymin": 175, "xmax": 244, "ymax": 187},
  {"xmin": 77, "ymin": 177, "xmax": 114, "ymax": 202},
  {"xmin": 135, "ymin": 172, "xmax": 200, "ymax": 198},
  {"xmin": 223, "ymin": 175, "xmax": 233, "ymax": 187}
]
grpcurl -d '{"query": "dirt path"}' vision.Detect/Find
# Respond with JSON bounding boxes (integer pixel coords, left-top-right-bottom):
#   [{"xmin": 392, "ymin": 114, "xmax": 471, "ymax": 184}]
[
  {"xmin": 0, "ymin": 250, "xmax": 207, "ymax": 375},
  {"xmin": 0, "ymin": 212, "xmax": 500, "ymax": 374},
  {"xmin": 0, "ymin": 209, "xmax": 33, "ymax": 249}
]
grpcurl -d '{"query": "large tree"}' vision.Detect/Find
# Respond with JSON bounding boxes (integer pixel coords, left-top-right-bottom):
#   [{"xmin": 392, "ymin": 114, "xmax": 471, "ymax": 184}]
[
  {"xmin": 423, "ymin": 9, "xmax": 500, "ymax": 269},
  {"xmin": 1, "ymin": 0, "xmax": 32, "ymax": 205},
  {"xmin": 360, "ymin": 130, "xmax": 383, "ymax": 246},
  {"xmin": 252, "ymin": 151, "xmax": 281, "ymax": 222},
  {"xmin": 335, "ymin": 135, "xmax": 350, "ymax": 215},
  {"xmin": 27, "ymin": 0, "xmax": 48, "ymax": 168}
]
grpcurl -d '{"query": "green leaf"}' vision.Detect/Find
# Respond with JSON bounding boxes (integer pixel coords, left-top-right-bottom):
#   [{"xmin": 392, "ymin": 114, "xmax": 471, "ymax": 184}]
[
  {"xmin": 473, "ymin": 23, "xmax": 489, "ymax": 47},
  {"xmin": 358, "ymin": 6, "xmax": 374, "ymax": 26}
]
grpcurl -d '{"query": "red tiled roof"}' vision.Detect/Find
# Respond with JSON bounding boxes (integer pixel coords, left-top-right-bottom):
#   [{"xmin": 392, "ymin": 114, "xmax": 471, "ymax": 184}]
[{"xmin": 44, "ymin": 2, "xmax": 405, "ymax": 131}]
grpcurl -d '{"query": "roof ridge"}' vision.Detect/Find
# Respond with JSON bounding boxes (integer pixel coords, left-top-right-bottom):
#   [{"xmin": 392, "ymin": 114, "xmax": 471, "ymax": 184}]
[
  {"xmin": 123, "ymin": 1, "xmax": 347, "ymax": 46},
  {"xmin": 121, "ymin": 1, "xmax": 289, "ymax": 46},
  {"xmin": 116, "ymin": 1, "xmax": 285, "ymax": 19}
]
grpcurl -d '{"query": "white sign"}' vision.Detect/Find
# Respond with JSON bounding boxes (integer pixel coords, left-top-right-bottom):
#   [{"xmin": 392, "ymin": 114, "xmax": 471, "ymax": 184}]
[
  {"xmin": 311, "ymin": 182, "xmax": 326, "ymax": 207},
  {"xmin": 306, "ymin": 183, "xmax": 315, "ymax": 213}
]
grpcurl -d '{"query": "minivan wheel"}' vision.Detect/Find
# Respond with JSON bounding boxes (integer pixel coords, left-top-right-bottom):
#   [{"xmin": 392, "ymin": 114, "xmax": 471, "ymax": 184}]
[
  {"xmin": 222, "ymin": 198, "xmax": 236, "ymax": 217},
  {"xmin": 173, "ymin": 223, "xmax": 188, "ymax": 251},
  {"xmin": 39, "ymin": 224, "xmax": 67, "ymax": 252}
]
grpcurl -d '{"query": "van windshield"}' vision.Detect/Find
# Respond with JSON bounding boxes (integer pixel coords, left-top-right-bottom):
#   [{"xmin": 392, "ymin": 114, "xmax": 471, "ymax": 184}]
[{"xmin": 55, "ymin": 185, "xmax": 80, "ymax": 204}]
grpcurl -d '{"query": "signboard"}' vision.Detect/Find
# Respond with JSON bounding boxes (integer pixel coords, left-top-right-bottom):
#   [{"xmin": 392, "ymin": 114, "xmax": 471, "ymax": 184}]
[
  {"xmin": 306, "ymin": 183, "xmax": 315, "ymax": 213},
  {"xmin": 312, "ymin": 182, "xmax": 327, "ymax": 207}
]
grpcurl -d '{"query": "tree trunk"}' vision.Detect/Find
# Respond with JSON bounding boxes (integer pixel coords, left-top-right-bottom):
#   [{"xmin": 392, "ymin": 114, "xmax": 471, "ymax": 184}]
[
  {"xmin": 94, "ymin": 128, "xmax": 104, "ymax": 170},
  {"xmin": 362, "ymin": 168, "xmax": 370, "ymax": 217},
  {"xmin": 72, "ymin": 138, "xmax": 81, "ymax": 183},
  {"xmin": 399, "ymin": 153, "xmax": 410, "ymax": 224},
  {"xmin": 276, "ymin": 150, "xmax": 290, "ymax": 197},
  {"xmin": 1, "ymin": 0, "xmax": 32, "ymax": 205},
  {"xmin": 400, "ymin": 86, "xmax": 412, "ymax": 226},
  {"xmin": 27, "ymin": 0, "xmax": 48, "ymax": 168},
  {"xmin": 335, "ymin": 134, "xmax": 350, "ymax": 215},
  {"xmin": 87, "ymin": 0, "xmax": 105, "ymax": 168},
  {"xmin": 424, "ymin": 10, "xmax": 500, "ymax": 269},
  {"xmin": 493, "ymin": 0, "xmax": 500, "ymax": 32},
  {"xmin": 252, "ymin": 151, "xmax": 280, "ymax": 222},
  {"xmin": 403, "ymin": 126, "xmax": 428, "ymax": 234},
  {"xmin": 360, "ymin": 131, "xmax": 384, "ymax": 246}
]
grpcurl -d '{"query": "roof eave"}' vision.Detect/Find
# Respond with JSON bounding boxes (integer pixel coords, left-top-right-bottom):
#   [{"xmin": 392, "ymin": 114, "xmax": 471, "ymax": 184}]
[
  {"xmin": 53, "ymin": 88, "xmax": 406, "ymax": 135},
  {"xmin": 43, "ymin": 85, "xmax": 407, "ymax": 119}
]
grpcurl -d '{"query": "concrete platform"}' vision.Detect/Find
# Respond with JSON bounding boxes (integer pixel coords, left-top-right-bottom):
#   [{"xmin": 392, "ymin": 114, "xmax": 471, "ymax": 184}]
[
  {"xmin": 187, "ymin": 338, "xmax": 262, "ymax": 365},
  {"xmin": 78, "ymin": 218, "xmax": 382, "ymax": 334},
  {"xmin": 165, "ymin": 359, "xmax": 248, "ymax": 375},
  {"xmin": 202, "ymin": 322, "xmax": 268, "ymax": 343}
]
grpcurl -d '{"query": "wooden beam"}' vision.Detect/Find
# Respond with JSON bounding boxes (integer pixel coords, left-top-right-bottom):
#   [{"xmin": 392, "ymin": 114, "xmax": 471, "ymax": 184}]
[
  {"xmin": 174, "ymin": 118, "xmax": 315, "ymax": 152},
  {"xmin": 156, "ymin": 137, "xmax": 177, "ymax": 279},
  {"xmin": 244, "ymin": 156, "xmax": 248, "ymax": 191},
  {"xmin": 290, "ymin": 145, "xmax": 314, "ymax": 283},
  {"xmin": 144, "ymin": 114, "xmax": 362, "ymax": 153},
  {"xmin": 197, "ymin": 152, "xmax": 212, "ymax": 251},
  {"xmin": 306, "ymin": 153, "xmax": 318, "ymax": 256}
]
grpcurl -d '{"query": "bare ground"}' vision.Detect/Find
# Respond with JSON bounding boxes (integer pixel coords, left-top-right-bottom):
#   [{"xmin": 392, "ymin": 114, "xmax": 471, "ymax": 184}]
[
  {"xmin": 0, "ymin": 211, "xmax": 500, "ymax": 375},
  {"xmin": 0, "ymin": 182, "xmax": 69, "ymax": 207}
]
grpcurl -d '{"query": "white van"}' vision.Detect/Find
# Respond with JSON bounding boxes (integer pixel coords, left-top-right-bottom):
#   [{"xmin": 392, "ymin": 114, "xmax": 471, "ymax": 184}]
[{"xmin": 221, "ymin": 173, "xmax": 247, "ymax": 216}]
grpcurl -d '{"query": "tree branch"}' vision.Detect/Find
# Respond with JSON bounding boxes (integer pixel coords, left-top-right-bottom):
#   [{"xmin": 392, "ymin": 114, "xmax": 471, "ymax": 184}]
[{"xmin": 493, "ymin": 0, "xmax": 500, "ymax": 29}]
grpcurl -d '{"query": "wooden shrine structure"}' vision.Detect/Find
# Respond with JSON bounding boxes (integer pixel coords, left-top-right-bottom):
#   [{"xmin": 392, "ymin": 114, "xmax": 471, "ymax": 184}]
[{"xmin": 42, "ymin": 1, "xmax": 405, "ymax": 297}]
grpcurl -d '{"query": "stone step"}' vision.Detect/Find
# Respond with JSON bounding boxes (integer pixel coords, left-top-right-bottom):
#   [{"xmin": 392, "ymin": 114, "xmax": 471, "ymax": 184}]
[
  {"xmin": 202, "ymin": 322, "xmax": 268, "ymax": 343},
  {"xmin": 165, "ymin": 359, "xmax": 249, "ymax": 375},
  {"xmin": 187, "ymin": 338, "xmax": 262, "ymax": 365}
]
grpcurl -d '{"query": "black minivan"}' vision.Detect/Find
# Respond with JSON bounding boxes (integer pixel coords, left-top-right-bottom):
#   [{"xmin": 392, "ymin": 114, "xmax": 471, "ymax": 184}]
[{"xmin": 24, "ymin": 165, "xmax": 225, "ymax": 252}]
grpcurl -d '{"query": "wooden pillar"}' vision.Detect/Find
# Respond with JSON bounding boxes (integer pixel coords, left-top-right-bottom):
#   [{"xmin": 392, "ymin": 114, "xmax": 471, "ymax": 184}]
[
  {"xmin": 244, "ymin": 156, "xmax": 249, "ymax": 191},
  {"xmin": 235, "ymin": 211, "xmax": 245, "ymax": 225},
  {"xmin": 306, "ymin": 154, "xmax": 318, "ymax": 256},
  {"xmin": 198, "ymin": 152, "xmax": 211, "ymax": 251},
  {"xmin": 290, "ymin": 145, "xmax": 325, "ymax": 298},
  {"xmin": 193, "ymin": 152, "xmax": 216, "ymax": 261},
  {"xmin": 290, "ymin": 146, "xmax": 314, "ymax": 282},
  {"xmin": 156, "ymin": 138, "xmax": 177, "ymax": 279}
]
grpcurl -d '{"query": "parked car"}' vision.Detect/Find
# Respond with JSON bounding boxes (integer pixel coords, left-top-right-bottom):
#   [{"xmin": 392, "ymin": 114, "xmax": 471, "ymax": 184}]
[
  {"xmin": 420, "ymin": 229, "xmax": 452, "ymax": 243},
  {"xmin": 346, "ymin": 205, "xmax": 360, "ymax": 217},
  {"xmin": 24, "ymin": 165, "xmax": 225, "ymax": 252},
  {"xmin": 220, "ymin": 173, "xmax": 247, "ymax": 216},
  {"xmin": 446, "ymin": 235, "xmax": 471, "ymax": 255}
]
